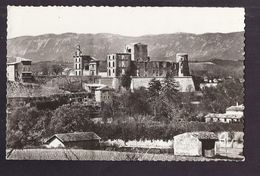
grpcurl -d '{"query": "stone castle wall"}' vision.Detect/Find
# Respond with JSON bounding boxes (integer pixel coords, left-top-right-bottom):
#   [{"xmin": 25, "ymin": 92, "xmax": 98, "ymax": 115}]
[{"xmin": 130, "ymin": 76, "xmax": 195, "ymax": 92}]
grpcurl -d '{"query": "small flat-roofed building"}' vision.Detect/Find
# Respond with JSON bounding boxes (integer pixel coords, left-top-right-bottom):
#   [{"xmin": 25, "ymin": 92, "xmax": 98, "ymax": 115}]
[
  {"xmin": 82, "ymin": 83, "xmax": 107, "ymax": 93},
  {"xmin": 95, "ymin": 86, "xmax": 114, "ymax": 103},
  {"xmin": 45, "ymin": 132, "xmax": 101, "ymax": 149},
  {"xmin": 174, "ymin": 132, "xmax": 218, "ymax": 157}
]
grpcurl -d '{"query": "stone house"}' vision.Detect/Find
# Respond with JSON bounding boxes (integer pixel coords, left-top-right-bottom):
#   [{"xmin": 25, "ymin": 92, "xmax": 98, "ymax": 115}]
[
  {"xmin": 45, "ymin": 132, "xmax": 101, "ymax": 149},
  {"xmin": 173, "ymin": 132, "xmax": 218, "ymax": 157},
  {"xmin": 7, "ymin": 57, "xmax": 32, "ymax": 82}
]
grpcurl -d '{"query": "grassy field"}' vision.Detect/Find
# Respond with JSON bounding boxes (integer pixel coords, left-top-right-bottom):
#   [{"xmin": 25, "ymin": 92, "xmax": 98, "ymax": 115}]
[{"xmin": 6, "ymin": 149, "xmax": 244, "ymax": 161}]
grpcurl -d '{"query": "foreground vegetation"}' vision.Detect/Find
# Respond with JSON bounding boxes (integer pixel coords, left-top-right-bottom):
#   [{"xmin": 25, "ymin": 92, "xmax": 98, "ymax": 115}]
[{"xmin": 6, "ymin": 78, "xmax": 244, "ymax": 148}]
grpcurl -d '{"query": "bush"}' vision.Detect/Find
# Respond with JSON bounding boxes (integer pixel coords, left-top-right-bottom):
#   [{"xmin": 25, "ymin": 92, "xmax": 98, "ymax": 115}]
[{"xmin": 6, "ymin": 107, "xmax": 52, "ymax": 148}]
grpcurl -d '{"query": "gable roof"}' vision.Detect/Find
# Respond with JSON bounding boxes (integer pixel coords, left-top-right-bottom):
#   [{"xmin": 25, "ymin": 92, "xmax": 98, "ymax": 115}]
[{"xmin": 46, "ymin": 132, "xmax": 101, "ymax": 143}]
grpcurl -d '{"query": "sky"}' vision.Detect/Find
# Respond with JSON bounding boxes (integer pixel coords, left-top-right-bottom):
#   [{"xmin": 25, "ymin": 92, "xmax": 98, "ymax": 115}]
[{"xmin": 7, "ymin": 6, "xmax": 245, "ymax": 39}]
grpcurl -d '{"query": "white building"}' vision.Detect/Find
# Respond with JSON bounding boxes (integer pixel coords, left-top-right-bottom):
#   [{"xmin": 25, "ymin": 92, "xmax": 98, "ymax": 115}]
[{"xmin": 204, "ymin": 104, "xmax": 244, "ymax": 123}]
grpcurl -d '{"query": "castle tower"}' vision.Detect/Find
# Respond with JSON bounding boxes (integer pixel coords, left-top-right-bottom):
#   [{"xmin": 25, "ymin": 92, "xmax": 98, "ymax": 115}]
[
  {"xmin": 176, "ymin": 53, "xmax": 190, "ymax": 77},
  {"xmin": 74, "ymin": 45, "xmax": 82, "ymax": 76},
  {"xmin": 125, "ymin": 43, "xmax": 148, "ymax": 62}
]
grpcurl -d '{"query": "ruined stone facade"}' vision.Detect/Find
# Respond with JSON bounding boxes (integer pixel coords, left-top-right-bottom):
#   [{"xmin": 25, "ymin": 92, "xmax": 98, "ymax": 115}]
[
  {"xmin": 107, "ymin": 53, "xmax": 131, "ymax": 77},
  {"xmin": 132, "ymin": 61, "xmax": 178, "ymax": 77},
  {"xmin": 72, "ymin": 43, "xmax": 195, "ymax": 92}
]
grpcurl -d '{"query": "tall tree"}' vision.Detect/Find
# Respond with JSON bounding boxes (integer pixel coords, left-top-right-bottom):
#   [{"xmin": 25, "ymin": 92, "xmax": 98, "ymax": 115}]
[
  {"xmin": 158, "ymin": 78, "xmax": 181, "ymax": 121},
  {"xmin": 121, "ymin": 70, "xmax": 132, "ymax": 90},
  {"xmin": 49, "ymin": 103, "xmax": 94, "ymax": 134},
  {"xmin": 147, "ymin": 78, "xmax": 181, "ymax": 121},
  {"xmin": 6, "ymin": 107, "xmax": 52, "ymax": 148},
  {"xmin": 148, "ymin": 79, "xmax": 162, "ymax": 117},
  {"xmin": 52, "ymin": 64, "xmax": 64, "ymax": 75}
]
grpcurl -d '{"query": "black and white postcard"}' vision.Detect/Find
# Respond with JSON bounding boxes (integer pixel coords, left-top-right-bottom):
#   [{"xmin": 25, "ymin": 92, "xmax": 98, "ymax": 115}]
[{"xmin": 6, "ymin": 6, "xmax": 245, "ymax": 161}]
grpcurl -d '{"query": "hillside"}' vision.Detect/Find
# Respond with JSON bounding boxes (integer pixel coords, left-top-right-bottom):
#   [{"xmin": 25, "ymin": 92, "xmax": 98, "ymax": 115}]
[{"xmin": 7, "ymin": 32, "xmax": 244, "ymax": 63}]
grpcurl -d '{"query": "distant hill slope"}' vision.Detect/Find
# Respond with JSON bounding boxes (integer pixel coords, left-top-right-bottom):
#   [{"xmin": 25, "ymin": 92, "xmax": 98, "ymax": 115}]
[{"xmin": 7, "ymin": 32, "xmax": 244, "ymax": 63}]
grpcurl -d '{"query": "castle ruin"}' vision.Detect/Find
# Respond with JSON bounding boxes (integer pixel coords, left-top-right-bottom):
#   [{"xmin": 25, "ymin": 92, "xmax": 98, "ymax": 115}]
[{"xmin": 73, "ymin": 43, "xmax": 195, "ymax": 92}]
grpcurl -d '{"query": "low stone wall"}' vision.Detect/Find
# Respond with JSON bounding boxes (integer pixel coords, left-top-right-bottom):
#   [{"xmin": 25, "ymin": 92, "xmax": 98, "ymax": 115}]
[
  {"xmin": 104, "ymin": 139, "xmax": 173, "ymax": 149},
  {"xmin": 130, "ymin": 76, "xmax": 195, "ymax": 92},
  {"xmin": 99, "ymin": 77, "xmax": 121, "ymax": 90},
  {"xmin": 45, "ymin": 76, "xmax": 100, "ymax": 87},
  {"xmin": 7, "ymin": 81, "xmax": 65, "ymax": 97}
]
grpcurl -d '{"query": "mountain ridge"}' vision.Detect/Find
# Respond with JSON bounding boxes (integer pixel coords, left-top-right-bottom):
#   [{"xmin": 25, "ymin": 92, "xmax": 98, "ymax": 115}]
[{"xmin": 7, "ymin": 32, "xmax": 244, "ymax": 63}]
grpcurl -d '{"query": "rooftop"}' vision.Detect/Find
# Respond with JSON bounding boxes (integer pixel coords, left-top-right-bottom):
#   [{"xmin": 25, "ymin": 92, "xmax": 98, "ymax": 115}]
[
  {"xmin": 84, "ymin": 83, "xmax": 107, "ymax": 87},
  {"xmin": 7, "ymin": 57, "xmax": 32, "ymax": 65},
  {"xmin": 47, "ymin": 132, "xmax": 101, "ymax": 143},
  {"xmin": 175, "ymin": 131, "xmax": 218, "ymax": 140},
  {"xmin": 176, "ymin": 53, "xmax": 188, "ymax": 56},
  {"xmin": 226, "ymin": 104, "xmax": 244, "ymax": 112},
  {"xmin": 81, "ymin": 55, "xmax": 98, "ymax": 61},
  {"xmin": 96, "ymin": 86, "xmax": 114, "ymax": 91},
  {"xmin": 205, "ymin": 113, "xmax": 243, "ymax": 119},
  {"xmin": 190, "ymin": 132, "xmax": 218, "ymax": 140},
  {"xmin": 126, "ymin": 42, "xmax": 147, "ymax": 46},
  {"xmin": 190, "ymin": 131, "xmax": 218, "ymax": 140}
]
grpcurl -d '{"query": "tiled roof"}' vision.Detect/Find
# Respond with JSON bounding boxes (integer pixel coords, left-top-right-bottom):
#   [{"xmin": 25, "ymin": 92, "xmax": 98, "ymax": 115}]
[{"xmin": 47, "ymin": 132, "xmax": 101, "ymax": 143}]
